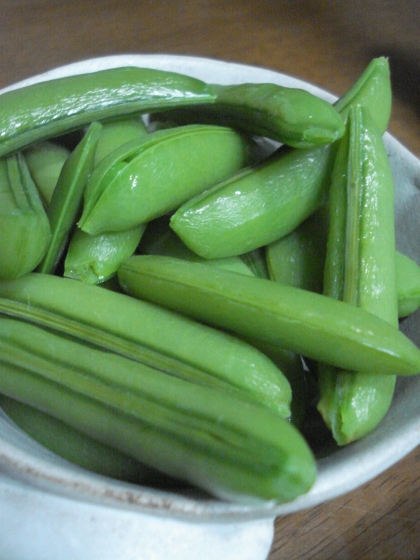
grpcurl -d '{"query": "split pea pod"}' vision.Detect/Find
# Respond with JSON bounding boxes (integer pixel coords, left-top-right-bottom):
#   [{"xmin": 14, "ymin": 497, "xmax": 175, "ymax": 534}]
[
  {"xmin": 63, "ymin": 117, "xmax": 150, "ymax": 284},
  {"xmin": 0, "ymin": 394, "xmax": 146, "ymax": 482},
  {"xmin": 0, "ymin": 67, "xmax": 216, "ymax": 158},
  {"xmin": 152, "ymin": 80, "xmax": 345, "ymax": 148},
  {"xmin": 117, "ymin": 255, "xmax": 420, "ymax": 376},
  {"xmin": 317, "ymin": 106, "xmax": 398, "ymax": 445},
  {"xmin": 0, "ymin": 152, "xmax": 51, "ymax": 279},
  {"xmin": 170, "ymin": 58, "xmax": 392, "ymax": 259},
  {"xmin": 0, "ymin": 314, "xmax": 314, "ymax": 503},
  {"xmin": 79, "ymin": 124, "xmax": 252, "ymax": 234},
  {"xmin": 0, "ymin": 273, "xmax": 291, "ymax": 418}
]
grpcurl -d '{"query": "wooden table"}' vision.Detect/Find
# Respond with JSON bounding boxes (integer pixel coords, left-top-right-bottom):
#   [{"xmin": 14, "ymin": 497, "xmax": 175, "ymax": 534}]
[{"xmin": 0, "ymin": 1, "xmax": 419, "ymax": 558}]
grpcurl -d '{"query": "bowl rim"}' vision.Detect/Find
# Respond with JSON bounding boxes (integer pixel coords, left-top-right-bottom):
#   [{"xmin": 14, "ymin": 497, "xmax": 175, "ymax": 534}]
[{"xmin": 0, "ymin": 53, "xmax": 419, "ymax": 522}]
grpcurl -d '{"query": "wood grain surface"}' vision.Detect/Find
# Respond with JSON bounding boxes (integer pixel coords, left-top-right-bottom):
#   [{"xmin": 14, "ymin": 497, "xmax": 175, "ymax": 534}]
[{"xmin": 0, "ymin": 2, "xmax": 419, "ymax": 559}]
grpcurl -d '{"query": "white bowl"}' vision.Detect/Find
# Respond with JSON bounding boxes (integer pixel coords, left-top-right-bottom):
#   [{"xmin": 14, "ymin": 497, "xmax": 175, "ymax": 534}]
[{"xmin": 1, "ymin": 55, "xmax": 419, "ymax": 559}]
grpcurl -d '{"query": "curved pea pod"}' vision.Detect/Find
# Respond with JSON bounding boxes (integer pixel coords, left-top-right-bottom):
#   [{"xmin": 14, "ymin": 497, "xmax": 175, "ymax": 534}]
[
  {"xmin": 117, "ymin": 255, "xmax": 420, "ymax": 376},
  {"xmin": 317, "ymin": 106, "xmax": 399, "ymax": 445},
  {"xmin": 0, "ymin": 67, "xmax": 216, "ymax": 158},
  {"xmin": 0, "ymin": 273, "xmax": 291, "ymax": 419},
  {"xmin": 0, "ymin": 313, "xmax": 315, "ymax": 503},
  {"xmin": 0, "ymin": 153, "xmax": 51, "ymax": 280},
  {"xmin": 139, "ymin": 216, "xmax": 267, "ymax": 278},
  {"xmin": 396, "ymin": 252, "xmax": 420, "ymax": 318},
  {"xmin": 64, "ymin": 225, "xmax": 146, "ymax": 284},
  {"xmin": 170, "ymin": 58, "xmax": 392, "ymax": 259},
  {"xmin": 36, "ymin": 122, "xmax": 103, "ymax": 274},
  {"xmin": 152, "ymin": 81, "xmax": 345, "ymax": 148},
  {"xmin": 24, "ymin": 140, "xmax": 71, "ymax": 204},
  {"xmin": 266, "ymin": 205, "xmax": 329, "ymax": 293},
  {"xmin": 94, "ymin": 115, "xmax": 148, "ymax": 166},
  {"xmin": 0, "ymin": 394, "xmax": 146, "ymax": 482},
  {"xmin": 79, "ymin": 124, "xmax": 252, "ymax": 234}
]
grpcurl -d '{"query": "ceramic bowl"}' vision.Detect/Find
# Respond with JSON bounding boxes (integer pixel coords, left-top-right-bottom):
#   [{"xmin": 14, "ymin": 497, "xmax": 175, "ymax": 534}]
[{"xmin": 0, "ymin": 55, "xmax": 419, "ymax": 560}]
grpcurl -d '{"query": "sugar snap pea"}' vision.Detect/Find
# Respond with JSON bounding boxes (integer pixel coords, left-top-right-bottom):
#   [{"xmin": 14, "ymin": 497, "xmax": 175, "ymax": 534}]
[
  {"xmin": 24, "ymin": 140, "xmax": 70, "ymax": 204},
  {"xmin": 266, "ymin": 205, "xmax": 329, "ymax": 293},
  {"xmin": 0, "ymin": 273, "xmax": 291, "ymax": 418},
  {"xmin": 0, "ymin": 393, "xmax": 146, "ymax": 482},
  {"xmin": 151, "ymin": 80, "xmax": 345, "ymax": 148},
  {"xmin": 64, "ymin": 225, "xmax": 146, "ymax": 284},
  {"xmin": 117, "ymin": 255, "xmax": 420, "ymax": 376},
  {"xmin": 0, "ymin": 152, "xmax": 51, "ymax": 280},
  {"xmin": 37, "ymin": 122, "xmax": 103, "ymax": 274},
  {"xmin": 317, "ymin": 106, "xmax": 398, "ymax": 445},
  {"xmin": 170, "ymin": 58, "xmax": 392, "ymax": 259},
  {"xmin": 0, "ymin": 313, "xmax": 315, "ymax": 503},
  {"xmin": 63, "ymin": 116, "xmax": 150, "ymax": 284},
  {"xmin": 79, "ymin": 124, "xmax": 252, "ymax": 234},
  {"xmin": 0, "ymin": 67, "xmax": 216, "ymax": 158}
]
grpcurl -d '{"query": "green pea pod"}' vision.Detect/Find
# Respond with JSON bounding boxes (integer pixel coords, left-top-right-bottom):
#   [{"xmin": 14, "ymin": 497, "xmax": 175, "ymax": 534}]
[
  {"xmin": 152, "ymin": 81, "xmax": 345, "ymax": 148},
  {"xmin": 0, "ymin": 313, "xmax": 315, "ymax": 503},
  {"xmin": 0, "ymin": 394, "xmax": 146, "ymax": 482},
  {"xmin": 317, "ymin": 106, "xmax": 398, "ymax": 445},
  {"xmin": 0, "ymin": 67, "xmax": 216, "ymax": 158},
  {"xmin": 24, "ymin": 141, "xmax": 71, "ymax": 204},
  {"xmin": 64, "ymin": 225, "xmax": 146, "ymax": 284},
  {"xmin": 139, "ymin": 216, "xmax": 266, "ymax": 277},
  {"xmin": 117, "ymin": 255, "xmax": 420, "ymax": 376},
  {"xmin": 170, "ymin": 58, "xmax": 392, "ymax": 259},
  {"xmin": 396, "ymin": 252, "xmax": 420, "ymax": 318},
  {"xmin": 266, "ymin": 205, "xmax": 329, "ymax": 293},
  {"xmin": 0, "ymin": 153, "xmax": 51, "ymax": 279},
  {"xmin": 94, "ymin": 116, "xmax": 148, "ymax": 166},
  {"xmin": 36, "ymin": 122, "xmax": 103, "ymax": 274},
  {"xmin": 79, "ymin": 124, "xmax": 251, "ymax": 234},
  {"xmin": 0, "ymin": 273, "xmax": 291, "ymax": 418}
]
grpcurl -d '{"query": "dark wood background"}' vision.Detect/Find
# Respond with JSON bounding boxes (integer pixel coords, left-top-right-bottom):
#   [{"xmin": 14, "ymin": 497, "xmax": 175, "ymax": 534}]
[{"xmin": 0, "ymin": 1, "xmax": 419, "ymax": 558}]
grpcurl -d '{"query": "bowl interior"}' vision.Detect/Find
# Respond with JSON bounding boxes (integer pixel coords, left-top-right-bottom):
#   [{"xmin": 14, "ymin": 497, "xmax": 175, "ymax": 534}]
[{"xmin": 0, "ymin": 54, "xmax": 419, "ymax": 521}]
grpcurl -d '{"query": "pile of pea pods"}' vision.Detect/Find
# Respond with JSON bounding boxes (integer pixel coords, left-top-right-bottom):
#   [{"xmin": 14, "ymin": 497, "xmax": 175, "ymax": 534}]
[{"xmin": 0, "ymin": 58, "xmax": 420, "ymax": 504}]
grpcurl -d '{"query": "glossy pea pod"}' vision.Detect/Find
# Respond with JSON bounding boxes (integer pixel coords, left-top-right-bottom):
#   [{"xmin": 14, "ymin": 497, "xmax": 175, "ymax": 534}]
[
  {"xmin": 317, "ymin": 106, "xmax": 399, "ymax": 445},
  {"xmin": 36, "ymin": 122, "xmax": 103, "ymax": 274},
  {"xmin": 117, "ymin": 255, "xmax": 420, "ymax": 377},
  {"xmin": 0, "ymin": 66, "xmax": 217, "ymax": 158},
  {"xmin": 0, "ymin": 152, "xmax": 51, "ymax": 279},
  {"xmin": 0, "ymin": 394, "xmax": 147, "ymax": 482},
  {"xmin": 0, "ymin": 273, "xmax": 292, "ymax": 419},
  {"xmin": 64, "ymin": 116, "xmax": 150, "ymax": 284},
  {"xmin": 170, "ymin": 58, "xmax": 392, "ymax": 259},
  {"xmin": 78, "ymin": 124, "xmax": 252, "ymax": 235},
  {"xmin": 0, "ymin": 314, "xmax": 315, "ymax": 503},
  {"xmin": 151, "ymin": 80, "xmax": 345, "ymax": 148}
]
